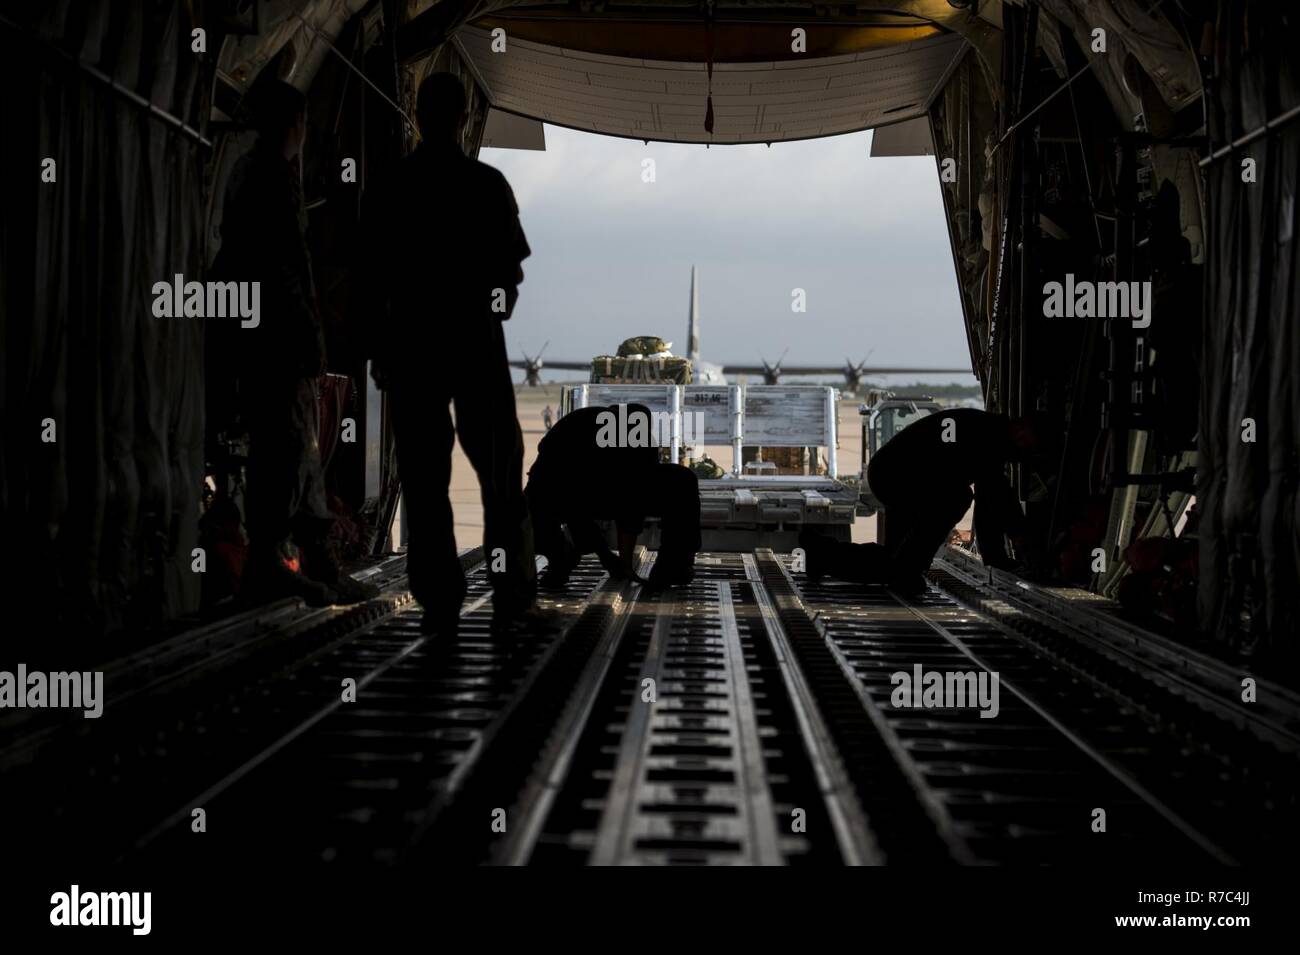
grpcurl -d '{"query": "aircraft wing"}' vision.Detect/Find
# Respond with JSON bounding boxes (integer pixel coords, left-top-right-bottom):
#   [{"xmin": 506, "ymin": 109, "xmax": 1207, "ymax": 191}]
[
  {"xmin": 508, "ymin": 359, "xmax": 591, "ymax": 371},
  {"xmin": 513, "ymin": 356, "xmax": 974, "ymax": 377},
  {"xmin": 847, "ymin": 366, "xmax": 972, "ymax": 375},
  {"xmin": 720, "ymin": 364, "xmax": 973, "ymax": 376}
]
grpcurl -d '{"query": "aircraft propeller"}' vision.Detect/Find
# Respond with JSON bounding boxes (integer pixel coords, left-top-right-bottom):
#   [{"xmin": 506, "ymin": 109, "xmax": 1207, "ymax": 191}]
[
  {"xmin": 520, "ymin": 340, "xmax": 550, "ymax": 387},
  {"xmin": 760, "ymin": 347, "xmax": 789, "ymax": 385},
  {"xmin": 842, "ymin": 349, "xmax": 875, "ymax": 393}
]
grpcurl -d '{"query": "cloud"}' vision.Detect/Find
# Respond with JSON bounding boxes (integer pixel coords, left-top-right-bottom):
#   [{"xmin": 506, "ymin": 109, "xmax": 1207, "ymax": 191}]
[{"xmin": 482, "ymin": 125, "xmax": 974, "ymax": 373}]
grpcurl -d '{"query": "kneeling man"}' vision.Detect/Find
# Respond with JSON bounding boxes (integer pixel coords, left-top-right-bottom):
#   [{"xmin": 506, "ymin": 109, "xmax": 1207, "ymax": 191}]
[
  {"xmin": 526, "ymin": 404, "xmax": 700, "ymax": 591},
  {"xmin": 802, "ymin": 409, "xmax": 1039, "ymax": 593}
]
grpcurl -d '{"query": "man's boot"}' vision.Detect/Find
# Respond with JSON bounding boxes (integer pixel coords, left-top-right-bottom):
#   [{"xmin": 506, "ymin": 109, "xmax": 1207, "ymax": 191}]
[
  {"xmin": 420, "ymin": 606, "xmax": 461, "ymax": 638},
  {"xmin": 301, "ymin": 541, "xmax": 380, "ymax": 605},
  {"xmin": 887, "ymin": 571, "xmax": 928, "ymax": 596},
  {"xmin": 645, "ymin": 548, "xmax": 695, "ymax": 593},
  {"xmin": 539, "ymin": 544, "xmax": 579, "ymax": 591},
  {"xmin": 797, "ymin": 528, "xmax": 829, "ymax": 582},
  {"xmin": 243, "ymin": 546, "xmax": 336, "ymax": 607}
]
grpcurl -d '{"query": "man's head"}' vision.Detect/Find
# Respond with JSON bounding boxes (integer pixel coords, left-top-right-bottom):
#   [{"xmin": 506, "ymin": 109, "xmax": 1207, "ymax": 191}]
[
  {"xmin": 417, "ymin": 72, "xmax": 468, "ymax": 144},
  {"xmin": 253, "ymin": 80, "xmax": 307, "ymax": 159},
  {"xmin": 623, "ymin": 403, "xmax": 655, "ymax": 442},
  {"xmin": 596, "ymin": 403, "xmax": 664, "ymax": 449}
]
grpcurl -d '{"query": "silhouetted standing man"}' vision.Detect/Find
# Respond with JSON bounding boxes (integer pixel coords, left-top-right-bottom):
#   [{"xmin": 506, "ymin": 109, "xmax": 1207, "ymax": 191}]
[
  {"xmin": 218, "ymin": 80, "xmax": 374, "ymax": 607},
  {"xmin": 361, "ymin": 73, "xmax": 535, "ymax": 635}
]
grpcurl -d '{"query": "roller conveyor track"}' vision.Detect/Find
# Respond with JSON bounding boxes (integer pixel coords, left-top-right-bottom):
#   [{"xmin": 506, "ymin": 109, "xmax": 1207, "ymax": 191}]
[
  {"xmin": 794, "ymin": 570, "xmax": 1221, "ymax": 863},
  {"xmin": 129, "ymin": 559, "xmax": 610, "ymax": 866},
  {"xmin": 786, "ymin": 554, "xmax": 1298, "ymax": 865},
  {"xmin": 0, "ymin": 553, "xmax": 605, "ymax": 864},
  {"xmin": 5, "ymin": 550, "xmax": 1297, "ymax": 867},
  {"xmin": 511, "ymin": 553, "xmax": 878, "ymax": 865},
  {"xmin": 503, "ymin": 551, "xmax": 1298, "ymax": 865},
  {"xmin": 923, "ymin": 567, "xmax": 1300, "ymax": 865}
]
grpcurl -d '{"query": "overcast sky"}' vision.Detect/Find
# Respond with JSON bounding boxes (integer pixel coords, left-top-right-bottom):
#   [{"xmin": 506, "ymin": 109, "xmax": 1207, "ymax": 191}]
[{"xmin": 481, "ymin": 124, "xmax": 978, "ymax": 383}]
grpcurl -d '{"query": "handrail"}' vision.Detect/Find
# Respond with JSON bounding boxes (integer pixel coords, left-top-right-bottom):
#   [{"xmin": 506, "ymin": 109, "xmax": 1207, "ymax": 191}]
[{"xmin": 0, "ymin": 12, "xmax": 213, "ymax": 150}]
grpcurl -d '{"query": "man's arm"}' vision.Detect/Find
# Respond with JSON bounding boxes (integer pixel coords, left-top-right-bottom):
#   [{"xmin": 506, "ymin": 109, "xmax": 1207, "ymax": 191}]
[
  {"xmin": 607, "ymin": 511, "xmax": 651, "ymax": 582},
  {"xmin": 253, "ymin": 155, "xmax": 323, "ymax": 371},
  {"xmin": 608, "ymin": 527, "xmax": 647, "ymax": 581},
  {"xmin": 588, "ymin": 526, "xmax": 646, "ymax": 584},
  {"xmin": 490, "ymin": 171, "xmax": 530, "ymax": 319},
  {"xmin": 617, "ymin": 528, "xmax": 638, "ymax": 574},
  {"xmin": 973, "ymin": 468, "xmax": 1025, "ymax": 569}
]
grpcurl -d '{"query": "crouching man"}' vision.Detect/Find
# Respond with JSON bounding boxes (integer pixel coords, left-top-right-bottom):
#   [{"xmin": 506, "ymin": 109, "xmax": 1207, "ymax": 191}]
[
  {"xmin": 525, "ymin": 404, "xmax": 700, "ymax": 591},
  {"xmin": 801, "ymin": 409, "xmax": 1040, "ymax": 593}
]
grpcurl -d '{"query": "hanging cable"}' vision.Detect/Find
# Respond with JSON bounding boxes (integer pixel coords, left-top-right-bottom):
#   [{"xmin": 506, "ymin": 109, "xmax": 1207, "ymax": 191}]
[
  {"xmin": 990, "ymin": 56, "xmax": 1098, "ymax": 156},
  {"xmin": 703, "ymin": 9, "xmax": 715, "ymax": 135},
  {"xmin": 0, "ymin": 11, "xmax": 213, "ymax": 149},
  {"xmin": 1199, "ymin": 101, "xmax": 1300, "ymax": 167},
  {"xmin": 294, "ymin": 12, "xmax": 418, "ymax": 136}
]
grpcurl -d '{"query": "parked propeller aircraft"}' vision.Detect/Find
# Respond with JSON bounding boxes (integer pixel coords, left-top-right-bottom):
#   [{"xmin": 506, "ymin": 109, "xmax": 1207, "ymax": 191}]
[{"xmin": 513, "ymin": 267, "xmax": 970, "ymax": 388}]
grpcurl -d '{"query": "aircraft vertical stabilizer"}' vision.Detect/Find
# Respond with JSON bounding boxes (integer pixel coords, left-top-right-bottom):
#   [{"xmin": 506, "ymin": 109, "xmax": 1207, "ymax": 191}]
[{"xmin": 687, "ymin": 266, "xmax": 701, "ymax": 365}]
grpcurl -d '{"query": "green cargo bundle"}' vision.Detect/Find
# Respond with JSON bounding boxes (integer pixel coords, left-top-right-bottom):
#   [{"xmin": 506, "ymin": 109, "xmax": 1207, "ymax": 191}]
[
  {"xmin": 616, "ymin": 335, "xmax": 670, "ymax": 357},
  {"xmin": 690, "ymin": 456, "xmax": 725, "ymax": 479},
  {"xmin": 591, "ymin": 355, "xmax": 693, "ymax": 384}
]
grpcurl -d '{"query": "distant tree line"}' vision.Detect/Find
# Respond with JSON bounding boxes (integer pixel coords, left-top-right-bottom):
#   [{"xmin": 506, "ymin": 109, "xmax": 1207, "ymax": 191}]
[{"xmin": 881, "ymin": 381, "xmax": 982, "ymax": 399}]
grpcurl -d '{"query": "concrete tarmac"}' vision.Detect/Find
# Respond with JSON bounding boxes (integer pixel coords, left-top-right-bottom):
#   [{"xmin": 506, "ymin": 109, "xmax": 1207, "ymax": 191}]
[{"xmin": 429, "ymin": 383, "xmax": 968, "ymax": 551}]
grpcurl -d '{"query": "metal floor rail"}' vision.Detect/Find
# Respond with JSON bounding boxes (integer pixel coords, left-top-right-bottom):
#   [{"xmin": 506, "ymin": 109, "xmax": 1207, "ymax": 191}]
[
  {"xmin": 4, "ymin": 549, "xmax": 1296, "ymax": 867},
  {"xmin": 513, "ymin": 554, "xmax": 877, "ymax": 865},
  {"xmin": 788, "ymin": 554, "xmax": 1298, "ymax": 865}
]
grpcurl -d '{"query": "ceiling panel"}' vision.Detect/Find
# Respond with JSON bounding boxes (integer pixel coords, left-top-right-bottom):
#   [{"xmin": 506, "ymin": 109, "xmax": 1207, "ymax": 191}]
[{"xmin": 456, "ymin": 25, "xmax": 965, "ymax": 144}]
